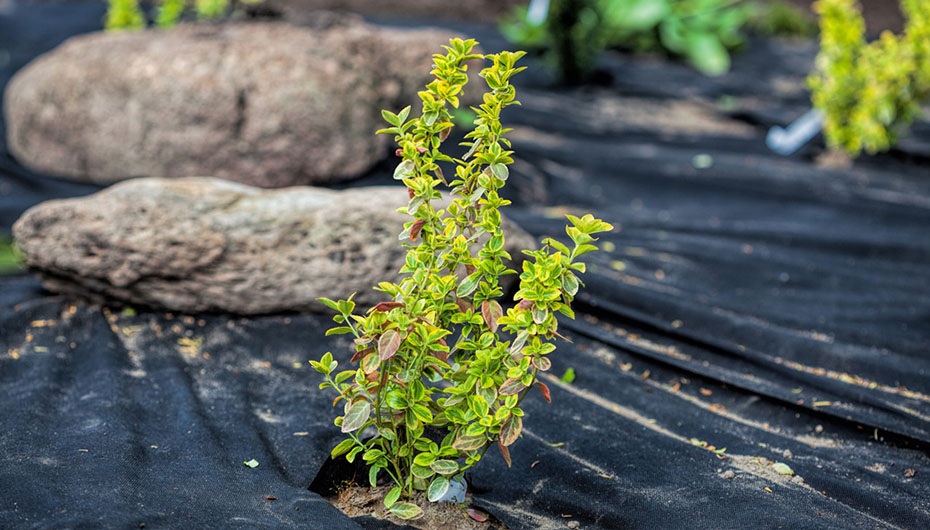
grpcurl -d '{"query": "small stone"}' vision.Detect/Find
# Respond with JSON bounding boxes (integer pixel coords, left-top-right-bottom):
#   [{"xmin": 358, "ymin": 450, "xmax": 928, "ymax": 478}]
[
  {"xmin": 720, "ymin": 470, "xmax": 736, "ymax": 480},
  {"xmin": 782, "ymin": 449, "xmax": 792, "ymax": 459},
  {"xmin": 567, "ymin": 522, "xmax": 581, "ymax": 529}
]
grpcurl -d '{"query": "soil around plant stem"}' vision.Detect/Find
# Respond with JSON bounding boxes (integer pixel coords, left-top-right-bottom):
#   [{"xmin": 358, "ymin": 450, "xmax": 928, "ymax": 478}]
[{"xmin": 329, "ymin": 485, "xmax": 508, "ymax": 530}]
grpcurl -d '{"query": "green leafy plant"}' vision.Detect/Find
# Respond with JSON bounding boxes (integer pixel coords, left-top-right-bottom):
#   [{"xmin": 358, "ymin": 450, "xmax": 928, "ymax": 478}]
[
  {"xmin": 748, "ymin": 0, "xmax": 818, "ymax": 38},
  {"xmin": 105, "ymin": 0, "xmax": 263, "ymax": 30},
  {"xmin": 310, "ymin": 38, "xmax": 612, "ymax": 519},
  {"xmin": 0, "ymin": 236, "xmax": 24, "ymax": 275},
  {"xmin": 500, "ymin": 0, "xmax": 755, "ymax": 81},
  {"xmin": 809, "ymin": 0, "xmax": 930, "ymax": 156}
]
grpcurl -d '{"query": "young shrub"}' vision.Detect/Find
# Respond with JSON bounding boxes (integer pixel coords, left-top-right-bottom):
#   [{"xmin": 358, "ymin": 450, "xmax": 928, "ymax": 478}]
[
  {"xmin": 105, "ymin": 0, "xmax": 146, "ymax": 31},
  {"xmin": 311, "ymin": 38, "xmax": 613, "ymax": 519},
  {"xmin": 809, "ymin": 0, "xmax": 930, "ymax": 156}
]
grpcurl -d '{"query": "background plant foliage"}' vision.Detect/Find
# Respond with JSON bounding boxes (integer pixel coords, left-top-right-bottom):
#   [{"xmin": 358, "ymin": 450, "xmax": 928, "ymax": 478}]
[
  {"xmin": 311, "ymin": 39, "xmax": 612, "ymax": 519},
  {"xmin": 501, "ymin": 0, "xmax": 764, "ymax": 81},
  {"xmin": 809, "ymin": 0, "xmax": 930, "ymax": 156},
  {"xmin": 105, "ymin": 0, "xmax": 262, "ymax": 30}
]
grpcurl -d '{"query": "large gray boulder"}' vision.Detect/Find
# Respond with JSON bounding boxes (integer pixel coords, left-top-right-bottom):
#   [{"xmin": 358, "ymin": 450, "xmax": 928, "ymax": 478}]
[
  {"xmin": 12, "ymin": 177, "xmax": 535, "ymax": 314},
  {"xmin": 4, "ymin": 20, "xmax": 475, "ymax": 187}
]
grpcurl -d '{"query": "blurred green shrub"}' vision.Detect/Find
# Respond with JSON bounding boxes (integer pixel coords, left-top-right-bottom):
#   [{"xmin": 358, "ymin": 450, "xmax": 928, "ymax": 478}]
[
  {"xmin": 809, "ymin": 0, "xmax": 930, "ymax": 156},
  {"xmin": 749, "ymin": 0, "xmax": 817, "ymax": 38},
  {"xmin": 106, "ymin": 0, "xmax": 264, "ymax": 30},
  {"xmin": 0, "ymin": 236, "xmax": 23, "ymax": 275},
  {"xmin": 501, "ymin": 0, "xmax": 758, "ymax": 81}
]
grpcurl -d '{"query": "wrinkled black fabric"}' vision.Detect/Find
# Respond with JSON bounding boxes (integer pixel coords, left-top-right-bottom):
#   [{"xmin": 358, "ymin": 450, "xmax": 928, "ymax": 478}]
[{"xmin": 2, "ymin": 3, "xmax": 930, "ymax": 529}]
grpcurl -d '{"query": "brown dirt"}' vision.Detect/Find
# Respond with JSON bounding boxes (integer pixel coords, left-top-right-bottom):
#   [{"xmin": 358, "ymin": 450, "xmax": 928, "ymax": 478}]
[{"xmin": 329, "ymin": 485, "xmax": 508, "ymax": 530}]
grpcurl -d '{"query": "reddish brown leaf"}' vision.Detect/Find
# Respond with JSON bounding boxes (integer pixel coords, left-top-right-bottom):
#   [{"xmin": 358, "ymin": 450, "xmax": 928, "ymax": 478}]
[
  {"xmin": 416, "ymin": 146, "xmax": 428, "ymax": 153},
  {"xmin": 406, "ymin": 187, "xmax": 415, "ymax": 198},
  {"xmin": 454, "ymin": 296, "xmax": 473, "ymax": 314},
  {"xmin": 498, "ymin": 378, "xmax": 527, "ymax": 396},
  {"xmin": 435, "ymin": 168, "xmax": 447, "ymax": 186},
  {"xmin": 350, "ymin": 347, "xmax": 371, "ymax": 363},
  {"xmin": 432, "ymin": 338, "xmax": 449, "ymax": 363},
  {"xmin": 517, "ymin": 299, "xmax": 534, "ymax": 311},
  {"xmin": 497, "ymin": 440, "xmax": 511, "ymax": 468},
  {"xmin": 395, "ymin": 148, "xmax": 403, "ymax": 157},
  {"xmin": 353, "ymin": 336, "xmax": 372, "ymax": 346},
  {"xmin": 536, "ymin": 381, "xmax": 552, "ymax": 403},
  {"xmin": 438, "ymin": 126, "xmax": 452, "ymax": 143},
  {"xmin": 551, "ymin": 328, "xmax": 573, "ymax": 343},
  {"xmin": 466, "ymin": 508, "xmax": 489, "ymax": 522},
  {"xmin": 265, "ymin": 495, "xmax": 276, "ymax": 501},
  {"xmin": 372, "ymin": 302, "xmax": 405, "ymax": 312},
  {"xmin": 409, "ymin": 219, "xmax": 427, "ymax": 241},
  {"xmin": 500, "ymin": 414, "xmax": 522, "ymax": 447},
  {"xmin": 481, "ymin": 300, "xmax": 503, "ymax": 333},
  {"xmin": 378, "ymin": 329, "xmax": 401, "ymax": 361},
  {"xmin": 365, "ymin": 370, "xmax": 380, "ymax": 383},
  {"xmin": 464, "ymin": 263, "xmax": 476, "ymax": 275}
]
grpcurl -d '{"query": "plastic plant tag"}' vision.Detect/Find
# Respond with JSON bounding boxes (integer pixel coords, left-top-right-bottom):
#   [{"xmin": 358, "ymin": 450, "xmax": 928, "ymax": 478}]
[{"xmin": 435, "ymin": 476, "xmax": 466, "ymax": 503}]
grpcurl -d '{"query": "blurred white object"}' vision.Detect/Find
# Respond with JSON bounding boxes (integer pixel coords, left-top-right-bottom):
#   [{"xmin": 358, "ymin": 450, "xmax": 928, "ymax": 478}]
[
  {"xmin": 527, "ymin": 0, "xmax": 550, "ymax": 26},
  {"xmin": 766, "ymin": 108, "xmax": 825, "ymax": 155}
]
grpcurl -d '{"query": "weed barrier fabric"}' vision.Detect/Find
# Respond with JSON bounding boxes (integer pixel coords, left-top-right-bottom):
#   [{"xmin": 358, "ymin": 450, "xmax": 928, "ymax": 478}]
[{"xmin": 2, "ymin": 3, "xmax": 930, "ymax": 529}]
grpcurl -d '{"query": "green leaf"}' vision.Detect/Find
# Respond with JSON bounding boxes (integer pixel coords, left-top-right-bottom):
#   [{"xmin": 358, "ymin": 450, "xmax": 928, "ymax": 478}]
[
  {"xmin": 684, "ymin": 32, "xmax": 730, "ymax": 76},
  {"xmin": 469, "ymin": 395, "xmax": 490, "ymax": 418},
  {"xmin": 389, "ymin": 502, "xmax": 424, "ymax": 520},
  {"xmin": 341, "ymin": 401, "xmax": 371, "ymax": 433},
  {"xmin": 411, "ymin": 463, "xmax": 435, "ymax": 479},
  {"xmin": 429, "ymin": 459, "xmax": 460, "ymax": 475},
  {"xmin": 410, "ymin": 403, "xmax": 434, "ymax": 423},
  {"xmin": 330, "ymin": 439, "xmax": 355, "ymax": 459},
  {"xmin": 427, "ymin": 476, "xmax": 450, "ymax": 502},
  {"xmin": 413, "ymin": 452, "xmax": 437, "ymax": 467},
  {"xmin": 386, "ymin": 390, "xmax": 408, "ymax": 410},
  {"xmin": 490, "ymin": 163, "xmax": 509, "ymax": 180},
  {"xmin": 560, "ymin": 367, "xmax": 576, "ymax": 384},
  {"xmin": 379, "ymin": 329, "xmax": 402, "ymax": 361},
  {"xmin": 561, "ymin": 273, "xmax": 580, "ymax": 297},
  {"xmin": 384, "ymin": 486, "xmax": 402, "ymax": 509},
  {"xmin": 456, "ymin": 273, "xmax": 480, "ymax": 298},
  {"xmin": 381, "ymin": 109, "xmax": 400, "ymax": 126},
  {"xmin": 362, "ymin": 352, "xmax": 381, "ymax": 374},
  {"xmin": 499, "ymin": 414, "xmax": 522, "ymax": 446},
  {"xmin": 325, "ymin": 326, "xmax": 353, "ymax": 336},
  {"xmin": 243, "ymin": 458, "xmax": 259, "ymax": 468},
  {"xmin": 369, "ymin": 465, "xmax": 380, "ymax": 487},
  {"xmin": 393, "ymin": 160, "xmax": 414, "ymax": 180}
]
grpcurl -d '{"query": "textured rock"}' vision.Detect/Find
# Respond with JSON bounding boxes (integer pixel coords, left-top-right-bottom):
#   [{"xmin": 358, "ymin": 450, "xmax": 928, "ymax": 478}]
[
  {"xmin": 4, "ymin": 20, "xmax": 477, "ymax": 187},
  {"xmin": 12, "ymin": 177, "xmax": 535, "ymax": 314}
]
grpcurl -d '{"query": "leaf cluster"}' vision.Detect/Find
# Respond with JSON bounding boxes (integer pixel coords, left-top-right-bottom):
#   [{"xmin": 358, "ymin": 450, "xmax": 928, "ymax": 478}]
[
  {"xmin": 500, "ymin": 0, "xmax": 756, "ymax": 81},
  {"xmin": 809, "ymin": 0, "xmax": 930, "ymax": 156},
  {"xmin": 104, "ymin": 0, "xmax": 263, "ymax": 30},
  {"xmin": 311, "ymin": 38, "xmax": 613, "ymax": 519}
]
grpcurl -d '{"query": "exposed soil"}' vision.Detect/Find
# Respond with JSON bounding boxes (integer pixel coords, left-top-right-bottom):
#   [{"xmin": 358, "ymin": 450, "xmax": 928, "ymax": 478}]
[{"xmin": 329, "ymin": 485, "xmax": 508, "ymax": 530}]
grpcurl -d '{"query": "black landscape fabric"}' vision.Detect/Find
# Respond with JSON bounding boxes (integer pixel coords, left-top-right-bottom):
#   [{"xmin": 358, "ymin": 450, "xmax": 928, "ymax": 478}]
[{"xmin": 2, "ymin": 2, "xmax": 930, "ymax": 528}]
